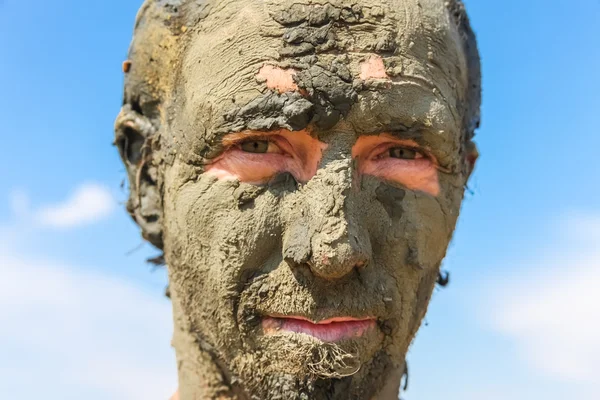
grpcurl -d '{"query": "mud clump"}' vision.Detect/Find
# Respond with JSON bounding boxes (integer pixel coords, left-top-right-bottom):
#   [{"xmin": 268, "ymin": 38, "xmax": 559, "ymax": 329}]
[
  {"xmin": 223, "ymin": 92, "xmax": 314, "ymax": 133},
  {"xmin": 294, "ymin": 64, "xmax": 358, "ymax": 130}
]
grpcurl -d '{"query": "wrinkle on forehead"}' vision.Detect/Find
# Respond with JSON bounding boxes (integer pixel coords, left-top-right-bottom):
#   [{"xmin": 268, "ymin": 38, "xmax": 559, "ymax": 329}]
[
  {"xmin": 175, "ymin": 0, "xmax": 467, "ymax": 154},
  {"xmin": 180, "ymin": 2, "xmax": 278, "ymax": 124}
]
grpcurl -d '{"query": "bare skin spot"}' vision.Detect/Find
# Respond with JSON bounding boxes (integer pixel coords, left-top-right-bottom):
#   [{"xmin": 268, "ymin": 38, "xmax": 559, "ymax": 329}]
[
  {"xmin": 359, "ymin": 55, "xmax": 390, "ymax": 80},
  {"xmin": 257, "ymin": 65, "xmax": 299, "ymax": 93}
]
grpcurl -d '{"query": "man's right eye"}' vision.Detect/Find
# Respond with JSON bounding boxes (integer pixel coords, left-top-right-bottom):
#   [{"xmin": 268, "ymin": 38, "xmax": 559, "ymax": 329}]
[
  {"xmin": 206, "ymin": 129, "xmax": 323, "ymax": 184},
  {"xmin": 240, "ymin": 140, "xmax": 280, "ymax": 154},
  {"xmin": 388, "ymin": 147, "xmax": 423, "ymax": 160}
]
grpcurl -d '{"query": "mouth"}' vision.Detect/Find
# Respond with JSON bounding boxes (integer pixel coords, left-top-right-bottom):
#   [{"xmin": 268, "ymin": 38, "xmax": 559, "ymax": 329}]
[{"xmin": 262, "ymin": 315, "xmax": 377, "ymax": 342}]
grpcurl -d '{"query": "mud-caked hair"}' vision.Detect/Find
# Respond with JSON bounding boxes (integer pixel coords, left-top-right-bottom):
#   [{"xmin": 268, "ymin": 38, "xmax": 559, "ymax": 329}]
[
  {"xmin": 114, "ymin": 0, "xmax": 195, "ymax": 249},
  {"xmin": 445, "ymin": 0, "xmax": 481, "ymax": 141}
]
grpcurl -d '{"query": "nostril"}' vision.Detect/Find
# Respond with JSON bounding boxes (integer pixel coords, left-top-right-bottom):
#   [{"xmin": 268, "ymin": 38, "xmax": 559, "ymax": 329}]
[{"xmin": 305, "ymin": 240, "xmax": 370, "ymax": 280}]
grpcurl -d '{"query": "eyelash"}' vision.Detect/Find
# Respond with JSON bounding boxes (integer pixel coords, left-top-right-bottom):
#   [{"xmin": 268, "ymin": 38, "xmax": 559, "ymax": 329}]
[
  {"xmin": 377, "ymin": 146, "xmax": 423, "ymax": 159},
  {"xmin": 384, "ymin": 145, "xmax": 454, "ymax": 175},
  {"xmin": 370, "ymin": 144, "xmax": 424, "ymax": 159},
  {"xmin": 229, "ymin": 136, "xmax": 298, "ymax": 160},
  {"xmin": 231, "ymin": 136, "xmax": 268, "ymax": 146},
  {"xmin": 368, "ymin": 143, "xmax": 455, "ymax": 174},
  {"xmin": 225, "ymin": 137, "xmax": 277, "ymax": 152}
]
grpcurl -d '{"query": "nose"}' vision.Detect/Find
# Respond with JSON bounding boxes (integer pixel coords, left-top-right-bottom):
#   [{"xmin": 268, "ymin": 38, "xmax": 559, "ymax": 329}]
[{"xmin": 283, "ymin": 157, "xmax": 372, "ymax": 280}]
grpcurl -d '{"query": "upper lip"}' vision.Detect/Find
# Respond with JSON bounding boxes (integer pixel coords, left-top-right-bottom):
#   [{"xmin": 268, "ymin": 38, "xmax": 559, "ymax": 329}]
[{"xmin": 265, "ymin": 314, "xmax": 376, "ymax": 325}]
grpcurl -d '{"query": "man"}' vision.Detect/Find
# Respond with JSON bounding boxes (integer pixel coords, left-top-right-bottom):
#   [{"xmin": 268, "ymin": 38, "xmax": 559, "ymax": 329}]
[{"xmin": 115, "ymin": 0, "xmax": 480, "ymax": 398}]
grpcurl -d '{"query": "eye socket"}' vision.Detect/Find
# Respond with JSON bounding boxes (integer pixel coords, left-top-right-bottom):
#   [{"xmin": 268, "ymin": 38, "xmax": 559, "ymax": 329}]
[
  {"xmin": 239, "ymin": 139, "xmax": 281, "ymax": 154},
  {"xmin": 388, "ymin": 147, "xmax": 423, "ymax": 160}
]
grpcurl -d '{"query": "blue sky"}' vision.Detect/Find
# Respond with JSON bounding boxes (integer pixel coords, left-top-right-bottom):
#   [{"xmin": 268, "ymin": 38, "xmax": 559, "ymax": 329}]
[{"xmin": 1, "ymin": 0, "xmax": 599, "ymax": 399}]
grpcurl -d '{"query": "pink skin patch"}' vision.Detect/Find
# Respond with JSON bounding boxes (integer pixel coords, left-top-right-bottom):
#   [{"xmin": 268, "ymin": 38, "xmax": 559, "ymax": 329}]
[
  {"xmin": 256, "ymin": 65, "xmax": 299, "ymax": 93},
  {"xmin": 359, "ymin": 55, "xmax": 390, "ymax": 80},
  {"xmin": 206, "ymin": 130, "xmax": 439, "ymax": 196},
  {"xmin": 262, "ymin": 316, "xmax": 376, "ymax": 342}
]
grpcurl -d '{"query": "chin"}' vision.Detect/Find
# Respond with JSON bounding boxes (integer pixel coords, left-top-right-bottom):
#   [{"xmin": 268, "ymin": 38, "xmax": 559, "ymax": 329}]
[
  {"xmin": 228, "ymin": 333, "xmax": 398, "ymax": 400},
  {"xmin": 256, "ymin": 328, "xmax": 384, "ymax": 376}
]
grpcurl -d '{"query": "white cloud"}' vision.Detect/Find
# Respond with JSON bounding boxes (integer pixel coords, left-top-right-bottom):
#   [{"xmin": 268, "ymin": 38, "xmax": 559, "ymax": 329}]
[
  {"xmin": 8, "ymin": 188, "xmax": 30, "ymax": 218},
  {"xmin": 36, "ymin": 183, "xmax": 116, "ymax": 228},
  {"xmin": 0, "ymin": 246, "xmax": 177, "ymax": 400},
  {"xmin": 487, "ymin": 213, "xmax": 600, "ymax": 392}
]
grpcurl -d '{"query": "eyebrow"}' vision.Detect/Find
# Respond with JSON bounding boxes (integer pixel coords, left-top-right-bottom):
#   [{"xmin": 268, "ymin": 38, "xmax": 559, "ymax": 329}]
[
  {"xmin": 383, "ymin": 122, "xmax": 428, "ymax": 140},
  {"xmin": 349, "ymin": 119, "xmax": 430, "ymax": 143},
  {"xmin": 215, "ymin": 120, "xmax": 432, "ymax": 146},
  {"xmin": 220, "ymin": 130, "xmax": 282, "ymax": 147}
]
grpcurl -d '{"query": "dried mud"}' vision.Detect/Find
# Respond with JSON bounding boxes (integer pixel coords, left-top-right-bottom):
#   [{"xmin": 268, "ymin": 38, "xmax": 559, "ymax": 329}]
[{"xmin": 115, "ymin": 0, "xmax": 481, "ymax": 398}]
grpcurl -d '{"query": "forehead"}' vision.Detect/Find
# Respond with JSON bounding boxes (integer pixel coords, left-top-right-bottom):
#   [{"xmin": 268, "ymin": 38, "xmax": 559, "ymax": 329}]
[{"xmin": 177, "ymin": 0, "xmax": 467, "ymax": 136}]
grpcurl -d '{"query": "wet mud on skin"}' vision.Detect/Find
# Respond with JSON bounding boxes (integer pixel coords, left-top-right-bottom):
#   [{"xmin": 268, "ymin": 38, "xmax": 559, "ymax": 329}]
[
  {"xmin": 164, "ymin": 150, "xmax": 464, "ymax": 400},
  {"xmin": 115, "ymin": 0, "xmax": 481, "ymax": 399}
]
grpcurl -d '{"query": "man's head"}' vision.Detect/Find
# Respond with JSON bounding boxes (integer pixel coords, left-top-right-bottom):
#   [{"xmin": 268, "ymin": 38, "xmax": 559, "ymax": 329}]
[{"xmin": 115, "ymin": 0, "xmax": 480, "ymax": 398}]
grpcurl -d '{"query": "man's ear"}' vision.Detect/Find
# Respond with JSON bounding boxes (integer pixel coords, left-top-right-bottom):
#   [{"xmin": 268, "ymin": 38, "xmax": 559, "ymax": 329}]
[
  {"xmin": 115, "ymin": 105, "xmax": 164, "ymax": 249},
  {"xmin": 465, "ymin": 140, "xmax": 479, "ymax": 181}
]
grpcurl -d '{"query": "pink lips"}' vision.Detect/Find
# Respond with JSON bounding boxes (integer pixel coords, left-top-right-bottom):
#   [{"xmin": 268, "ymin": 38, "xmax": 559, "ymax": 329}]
[{"xmin": 262, "ymin": 316, "xmax": 376, "ymax": 342}]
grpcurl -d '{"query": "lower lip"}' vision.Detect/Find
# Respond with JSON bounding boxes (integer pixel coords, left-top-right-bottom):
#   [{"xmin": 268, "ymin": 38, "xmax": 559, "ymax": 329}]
[{"xmin": 262, "ymin": 316, "xmax": 376, "ymax": 342}]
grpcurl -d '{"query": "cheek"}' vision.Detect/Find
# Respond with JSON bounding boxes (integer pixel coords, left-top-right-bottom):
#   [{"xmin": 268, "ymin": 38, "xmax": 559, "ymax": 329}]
[
  {"xmin": 167, "ymin": 174, "xmax": 281, "ymax": 268},
  {"xmin": 374, "ymin": 191, "xmax": 454, "ymax": 347},
  {"xmin": 164, "ymin": 173, "xmax": 284, "ymax": 343},
  {"xmin": 361, "ymin": 158, "xmax": 440, "ymax": 196},
  {"xmin": 205, "ymin": 150, "xmax": 310, "ymax": 183}
]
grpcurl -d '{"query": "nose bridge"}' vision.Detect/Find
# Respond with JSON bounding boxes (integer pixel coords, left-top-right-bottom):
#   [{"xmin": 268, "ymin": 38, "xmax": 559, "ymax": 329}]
[
  {"xmin": 310, "ymin": 157, "xmax": 354, "ymax": 226},
  {"xmin": 284, "ymin": 156, "xmax": 372, "ymax": 280}
]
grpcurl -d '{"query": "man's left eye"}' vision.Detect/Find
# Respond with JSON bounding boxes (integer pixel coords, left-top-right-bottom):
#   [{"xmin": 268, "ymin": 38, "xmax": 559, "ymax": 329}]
[
  {"xmin": 388, "ymin": 147, "xmax": 423, "ymax": 160},
  {"xmin": 239, "ymin": 140, "xmax": 280, "ymax": 154}
]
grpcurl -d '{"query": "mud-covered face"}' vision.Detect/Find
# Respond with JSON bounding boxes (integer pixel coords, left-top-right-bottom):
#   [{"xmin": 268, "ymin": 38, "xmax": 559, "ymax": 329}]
[{"xmin": 162, "ymin": 0, "xmax": 471, "ymax": 398}]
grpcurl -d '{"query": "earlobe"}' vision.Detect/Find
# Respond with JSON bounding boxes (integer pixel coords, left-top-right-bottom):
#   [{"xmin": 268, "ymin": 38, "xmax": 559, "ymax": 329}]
[
  {"xmin": 465, "ymin": 140, "xmax": 479, "ymax": 180},
  {"xmin": 115, "ymin": 105, "xmax": 164, "ymax": 249}
]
